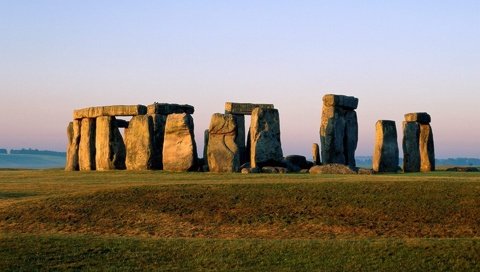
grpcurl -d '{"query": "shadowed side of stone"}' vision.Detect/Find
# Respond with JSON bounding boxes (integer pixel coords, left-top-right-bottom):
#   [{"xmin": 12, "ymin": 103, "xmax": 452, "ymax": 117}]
[
  {"xmin": 150, "ymin": 114, "xmax": 167, "ymax": 170},
  {"xmin": 125, "ymin": 115, "xmax": 154, "ymax": 170},
  {"xmin": 74, "ymin": 105, "xmax": 147, "ymax": 119},
  {"xmin": 207, "ymin": 113, "xmax": 240, "ymax": 172},
  {"xmin": 402, "ymin": 121, "xmax": 421, "ymax": 172},
  {"xmin": 95, "ymin": 116, "xmax": 126, "ymax": 171},
  {"xmin": 163, "ymin": 113, "xmax": 197, "ymax": 172},
  {"xmin": 147, "ymin": 103, "xmax": 194, "ymax": 115},
  {"xmin": 225, "ymin": 102, "xmax": 274, "ymax": 115},
  {"xmin": 373, "ymin": 120, "xmax": 399, "ymax": 172},
  {"xmin": 404, "ymin": 112, "xmax": 431, "ymax": 124},
  {"xmin": 312, "ymin": 143, "xmax": 321, "ymax": 165},
  {"xmin": 65, "ymin": 120, "xmax": 80, "ymax": 171},
  {"xmin": 79, "ymin": 118, "xmax": 96, "ymax": 171},
  {"xmin": 250, "ymin": 108, "xmax": 283, "ymax": 168}
]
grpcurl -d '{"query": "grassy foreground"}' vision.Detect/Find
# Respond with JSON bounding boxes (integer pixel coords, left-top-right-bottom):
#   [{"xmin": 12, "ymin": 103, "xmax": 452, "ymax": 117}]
[{"xmin": 0, "ymin": 170, "xmax": 479, "ymax": 270}]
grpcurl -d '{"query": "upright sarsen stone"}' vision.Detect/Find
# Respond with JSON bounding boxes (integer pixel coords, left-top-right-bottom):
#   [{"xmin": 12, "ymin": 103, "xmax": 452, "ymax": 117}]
[
  {"xmin": 95, "ymin": 116, "xmax": 126, "ymax": 170},
  {"xmin": 207, "ymin": 113, "xmax": 240, "ymax": 172},
  {"xmin": 320, "ymin": 94, "xmax": 359, "ymax": 168},
  {"xmin": 79, "ymin": 118, "xmax": 96, "ymax": 171},
  {"xmin": 402, "ymin": 121, "xmax": 420, "ymax": 172},
  {"xmin": 125, "ymin": 115, "xmax": 154, "ymax": 170},
  {"xmin": 250, "ymin": 108, "xmax": 283, "ymax": 168},
  {"xmin": 420, "ymin": 124, "xmax": 435, "ymax": 172},
  {"xmin": 373, "ymin": 120, "xmax": 399, "ymax": 172},
  {"xmin": 163, "ymin": 113, "xmax": 197, "ymax": 171},
  {"xmin": 312, "ymin": 143, "xmax": 321, "ymax": 165},
  {"xmin": 150, "ymin": 114, "xmax": 167, "ymax": 170},
  {"xmin": 65, "ymin": 120, "xmax": 81, "ymax": 171}
]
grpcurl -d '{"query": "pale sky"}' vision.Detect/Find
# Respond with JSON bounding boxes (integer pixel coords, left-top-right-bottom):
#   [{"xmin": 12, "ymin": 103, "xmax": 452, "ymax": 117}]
[{"xmin": 1, "ymin": 1, "xmax": 479, "ymax": 158}]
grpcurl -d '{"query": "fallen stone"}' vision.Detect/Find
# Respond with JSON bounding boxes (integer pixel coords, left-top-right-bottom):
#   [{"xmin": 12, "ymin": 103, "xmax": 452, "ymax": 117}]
[
  {"xmin": 309, "ymin": 164, "xmax": 357, "ymax": 175},
  {"xmin": 262, "ymin": 166, "xmax": 279, "ymax": 173},
  {"xmin": 95, "ymin": 116, "xmax": 126, "ymax": 170},
  {"xmin": 225, "ymin": 102, "xmax": 274, "ymax": 115},
  {"xmin": 322, "ymin": 94, "xmax": 359, "ymax": 110},
  {"xmin": 285, "ymin": 155, "xmax": 308, "ymax": 169},
  {"xmin": 74, "ymin": 105, "xmax": 147, "ymax": 119},
  {"xmin": 65, "ymin": 120, "xmax": 81, "ymax": 171},
  {"xmin": 250, "ymin": 108, "xmax": 283, "ymax": 168},
  {"xmin": 402, "ymin": 121, "xmax": 421, "ymax": 172},
  {"xmin": 207, "ymin": 113, "xmax": 240, "ymax": 172},
  {"xmin": 79, "ymin": 118, "xmax": 96, "ymax": 171},
  {"xmin": 312, "ymin": 143, "xmax": 321, "ymax": 165},
  {"xmin": 404, "ymin": 112, "xmax": 431, "ymax": 124},
  {"xmin": 163, "ymin": 113, "xmax": 197, "ymax": 171},
  {"xmin": 372, "ymin": 120, "xmax": 399, "ymax": 172},
  {"xmin": 300, "ymin": 169, "xmax": 310, "ymax": 174},
  {"xmin": 358, "ymin": 168, "xmax": 375, "ymax": 175},
  {"xmin": 125, "ymin": 115, "xmax": 154, "ymax": 170},
  {"xmin": 419, "ymin": 124, "xmax": 435, "ymax": 172},
  {"xmin": 147, "ymin": 103, "xmax": 194, "ymax": 115},
  {"xmin": 446, "ymin": 167, "xmax": 479, "ymax": 172},
  {"xmin": 241, "ymin": 168, "xmax": 251, "ymax": 174}
]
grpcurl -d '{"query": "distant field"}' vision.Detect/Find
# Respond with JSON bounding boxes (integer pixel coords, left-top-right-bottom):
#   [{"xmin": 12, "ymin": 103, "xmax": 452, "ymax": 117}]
[
  {"xmin": 0, "ymin": 170, "xmax": 479, "ymax": 270},
  {"xmin": 0, "ymin": 154, "xmax": 65, "ymax": 169}
]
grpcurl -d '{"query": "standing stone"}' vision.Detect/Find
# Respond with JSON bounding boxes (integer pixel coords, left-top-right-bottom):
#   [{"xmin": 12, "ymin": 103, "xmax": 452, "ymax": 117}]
[
  {"xmin": 65, "ymin": 120, "xmax": 80, "ymax": 171},
  {"xmin": 125, "ymin": 115, "xmax": 154, "ymax": 170},
  {"xmin": 207, "ymin": 113, "xmax": 240, "ymax": 172},
  {"xmin": 79, "ymin": 118, "xmax": 96, "ymax": 171},
  {"xmin": 312, "ymin": 143, "xmax": 321, "ymax": 165},
  {"xmin": 203, "ymin": 129, "xmax": 209, "ymax": 169},
  {"xmin": 233, "ymin": 115, "xmax": 247, "ymax": 164},
  {"xmin": 373, "ymin": 120, "xmax": 399, "ymax": 172},
  {"xmin": 250, "ymin": 108, "xmax": 283, "ymax": 168},
  {"xmin": 419, "ymin": 124, "xmax": 435, "ymax": 172},
  {"xmin": 163, "ymin": 113, "xmax": 197, "ymax": 171},
  {"xmin": 320, "ymin": 94, "xmax": 359, "ymax": 168},
  {"xmin": 402, "ymin": 121, "xmax": 420, "ymax": 172},
  {"xmin": 150, "ymin": 114, "xmax": 167, "ymax": 169},
  {"xmin": 95, "ymin": 116, "xmax": 126, "ymax": 170}
]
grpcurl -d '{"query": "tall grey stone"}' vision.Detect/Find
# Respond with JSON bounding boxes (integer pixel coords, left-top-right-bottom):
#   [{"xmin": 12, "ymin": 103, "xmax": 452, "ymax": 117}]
[
  {"xmin": 420, "ymin": 124, "xmax": 435, "ymax": 172},
  {"xmin": 95, "ymin": 116, "xmax": 126, "ymax": 171},
  {"xmin": 79, "ymin": 118, "xmax": 96, "ymax": 171},
  {"xmin": 163, "ymin": 113, "xmax": 197, "ymax": 171},
  {"xmin": 65, "ymin": 120, "xmax": 80, "ymax": 171},
  {"xmin": 233, "ymin": 114, "xmax": 247, "ymax": 164},
  {"xmin": 207, "ymin": 113, "xmax": 240, "ymax": 172},
  {"xmin": 373, "ymin": 120, "xmax": 399, "ymax": 172},
  {"xmin": 320, "ymin": 94, "xmax": 359, "ymax": 168},
  {"xmin": 125, "ymin": 115, "xmax": 154, "ymax": 170},
  {"xmin": 402, "ymin": 121, "xmax": 420, "ymax": 172},
  {"xmin": 312, "ymin": 143, "xmax": 320, "ymax": 165},
  {"xmin": 250, "ymin": 108, "xmax": 283, "ymax": 168},
  {"xmin": 150, "ymin": 114, "xmax": 167, "ymax": 169},
  {"xmin": 203, "ymin": 129, "xmax": 209, "ymax": 168}
]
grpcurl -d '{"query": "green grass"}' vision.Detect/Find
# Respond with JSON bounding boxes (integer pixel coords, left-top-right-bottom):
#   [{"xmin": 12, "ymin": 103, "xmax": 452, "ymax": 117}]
[{"xmin": 1, "ymin": 170, "xmax": 479, "ymax": 270}]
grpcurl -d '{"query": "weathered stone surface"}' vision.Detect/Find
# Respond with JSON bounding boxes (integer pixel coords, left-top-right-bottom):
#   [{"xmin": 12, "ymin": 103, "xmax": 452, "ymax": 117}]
[
  {"xmin": 150, "ymin": 114, "xmax": 167, "ymax": 170},
  {"xmin": 163, "ymin": 113, "xmax": 197, "ymax": 171},
  {"xmin": 446, "ymin": 167, "xmax": 478, "ymax": 172},
  {"xmin": 402, "ymin": 121, "xmax": 420, "ymax": 172},
  {"xmin": 95, "ymin": 116, "xmax": 126, "ymax": 170},
  {"xmin": 74, "ymin": 105, "xmax": 147, "ymax": 119},
  {"xmin": 65, "ymin": 120, "xmax": 80, "ymax": 171},
  {"xmin": 312, "ymin": 143, "xmax": 321, "ymax": 165},
  {"xmin": 203, "ymin": 129, "xmax": 209, "ymax": 169},
  {"xmin": 125, "ymin": 115, "xmax": 154, "ymax": 170},
  {"xmin": 147, "ymin": 103, "xmax": 194, "ymax": 115},
  {"xmin": 261, "ymin": 166, "xmax": 288, "ymax": 173},
  {"xmin": 225, "ymin": 102, "xmax": 274, "ymax": 115},
  {"xmin": 320, "ymin": 94, "xmax": 359, "ymax": 168},
  {"xmin": 419, "ymin": 124, "xmax": 435, "ymax": 172},
  {"xmin": 207, "ymin": 113, "xmax": 240, "ymax": 172},
  {"xmin": 79, "ymin": 118, "xmax": 96, "ymax": 171},
  {"xmin": 250, "ymin": 108, "xmax": 283, "ymax": 168},
  {"xmin": 322, "ymin": 94, "xmax": 359, "ymax": 110},
  {"xmin": 285, "ymin": 155, "xmax": 309, "ymax": 169},
  {"xmin": 309, "ymin": 164, "xmax": 357, "ymax": 175},
  {"xmin": 372, "ymin": 120, "xmax": 399, "ymax": 172},
  {"xmin": 404, "ymin": 112, "xmax": 431, "ymax": 124}
]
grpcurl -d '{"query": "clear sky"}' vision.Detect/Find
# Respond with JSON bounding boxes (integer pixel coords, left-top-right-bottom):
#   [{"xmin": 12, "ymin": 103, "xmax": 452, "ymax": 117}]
[{"xmin": 1, "ymin": 1, "xmax": 479, "ymax": 158}]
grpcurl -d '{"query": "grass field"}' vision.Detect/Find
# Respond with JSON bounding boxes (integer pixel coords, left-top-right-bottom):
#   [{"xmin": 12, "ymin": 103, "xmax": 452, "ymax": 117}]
[{"xmin": 0, "ymin": 170, "xmax": 479, "ymax": 271}]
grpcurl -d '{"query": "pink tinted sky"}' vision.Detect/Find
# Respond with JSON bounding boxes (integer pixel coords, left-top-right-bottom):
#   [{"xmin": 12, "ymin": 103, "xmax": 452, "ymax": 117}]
[{"xmin": 1, "ymin": 1, "xmax": 479, "ymax": 158}]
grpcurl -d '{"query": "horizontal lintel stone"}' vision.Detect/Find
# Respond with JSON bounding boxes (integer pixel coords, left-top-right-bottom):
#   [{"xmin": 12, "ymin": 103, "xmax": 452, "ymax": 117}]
[
  {"xmin": 322, "ymin": 94, "xmax": 359, "ymax": 110},
  {"xmin": 224, "ymin": 102, "xmax": 274, "ymax": 115},
  {"xmin": 404, "ymin": 112, "xmax": 431, "ymax": 124},
  {"xmin": 147, "ymin": 103, "xmax": 194, "ymax": 115},
  {"xmin": 73, "ymin": 105, "xmax": 147, "ymax": 119}
]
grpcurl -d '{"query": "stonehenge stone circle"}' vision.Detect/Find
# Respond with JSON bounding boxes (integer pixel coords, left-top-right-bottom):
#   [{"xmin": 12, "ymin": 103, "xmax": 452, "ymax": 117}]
[
  {"xmin": 207, "ymin": 113, "xmax": 240, "ymax": 172},
  {"xmin": 163, "ymin": 113, "xmax": 198, "ymax": 172},
  {"xmin": 79, "ymin": 118, "xmax": 96, "ymax": 171},
  {"xmin": 372, "ymin": 120, "xmax": 399, "ymax": 172},
  {"xmin": 125, "ymin": 115, "xmax": 154, "ymax": 170},
  {"xmin": 402, "ymin": 112, "xmax": 435, "ymax": 172},
  {"xmin": 65, "ymin": 120, "xmax": 80, "ymax": 171},
  {"xmin": 320, "ymin": 94, "xmax": 359, "ymax": 168},
  {"xmin": 95, "ymin": 116, "xmax": 126, "ymax": 171},
  {"xmin": 250, "ymin": 108, "xmax": 283, "ymax": 168}
]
